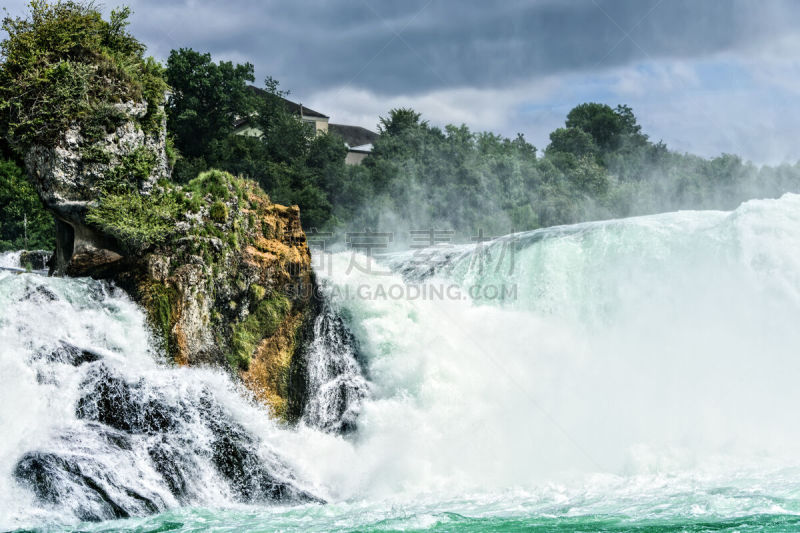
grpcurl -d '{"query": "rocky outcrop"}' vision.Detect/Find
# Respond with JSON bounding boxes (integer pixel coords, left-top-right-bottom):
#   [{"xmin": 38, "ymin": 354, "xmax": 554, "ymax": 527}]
[
  {"xmin": 18, "ymin": 250, "xmax": 51, "ymax": 271},
  {"xmin": 25, "ymin": 101, "xmax": 169, "ymax": 276},
  {"xmin": 26, "ymin": 99, "xmax": 317, "ymax": 420},
  {"xmin": 122, "ymin": 181, "xmax": 316, "ymax": 419}
]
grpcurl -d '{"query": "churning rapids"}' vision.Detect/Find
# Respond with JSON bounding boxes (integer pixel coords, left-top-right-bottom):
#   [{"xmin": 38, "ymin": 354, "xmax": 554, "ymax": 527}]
[{"xmin": 4, "ymin": 194, "xmax": 800, "ymax": 531}]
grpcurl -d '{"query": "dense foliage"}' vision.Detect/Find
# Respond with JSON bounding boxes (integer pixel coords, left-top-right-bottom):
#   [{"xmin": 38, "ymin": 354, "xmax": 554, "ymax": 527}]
[
  {"xmin": 336, "ymin": 105, "xmax": 800, "ymax": 240},
  {"xmin": 4, "ymin": 4, "xmax": 800, "ymax": 255},
  {"xmin": 164, "ymin": 51, "xmax": 346, "ymax": 229},
  {"xmin": 165, "ymin": 48, "xmax": 257, "ymax": 182},
  {"xmin": 0, "ymin": 159, "xmax": 53, "ymax": 251},
  {"xmin": 161, "ymin": 48, "xmax": 800, "ymax": 241},
  {"xmin": 0, "ymin": 1, "xmax": 167, "ymax": 154}
]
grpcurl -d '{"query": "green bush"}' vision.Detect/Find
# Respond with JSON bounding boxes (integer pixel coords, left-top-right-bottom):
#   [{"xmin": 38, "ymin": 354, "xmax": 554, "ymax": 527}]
[
  {"xmin": 81, "ymin": 103, "xmax": 127, "ymax": 144},
  {"xmin": 99, "ymin": 146, "xmax": 158, "ymax": 194},
  {"xmin": 86, "ymin": 188, "xmax": 182, "ymax": 251},
  {"xmin": 81, "ymin": 144, "xmax": 113, "ymax": 164},
  {"xmin": 209, "ymin": 201, "xmax": 229, "ymax": 223},
  {"xmin": 0, "ymin": 1, "xmax": 167, "ymax": 154},
  {"xmin": 187, "ymin": 169, "xmax": 231, "ymax": 200}
]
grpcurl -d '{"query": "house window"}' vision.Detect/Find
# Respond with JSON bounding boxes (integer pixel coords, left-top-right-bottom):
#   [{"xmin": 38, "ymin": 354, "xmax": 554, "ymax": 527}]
[{"xmin": 303, "ymin": 120, "xmax": 316, "ymax": 136}]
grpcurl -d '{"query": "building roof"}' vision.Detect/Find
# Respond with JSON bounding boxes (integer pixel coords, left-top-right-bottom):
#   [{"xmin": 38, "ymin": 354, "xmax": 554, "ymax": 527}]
[
  {"xmin": 246, "ymin": 85, "xmax": 329, "ymax": 119},
  {"xmin": 349, "ymin": 143, "xmax": 373, "ymax": 153},
  {"xmin": 329, "ymin": 123, "xmax": 379, "ymax": 148}
]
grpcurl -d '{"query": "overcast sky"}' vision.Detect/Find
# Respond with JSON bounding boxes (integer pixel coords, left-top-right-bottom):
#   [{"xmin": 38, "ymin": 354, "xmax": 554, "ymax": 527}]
[{"xmin": 4, "ymin": 0, "xmax": 800, "ymax": 164}]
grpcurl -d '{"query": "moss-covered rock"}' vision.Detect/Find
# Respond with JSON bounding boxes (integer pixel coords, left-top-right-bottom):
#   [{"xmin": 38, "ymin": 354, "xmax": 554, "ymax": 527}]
[
  {"xmin": 24, "ymin": 92, "xmax": 313, "ymax": 419},
  {"xmin": 25, "ymin": 98, "xmax": 170, "ymax": 276},
  {"xmin": 109, "ymin": 170, "xmax": 315, "ymax": 418},
  {"xmin": 0, "ymin": 3, "xmax": 168, "ymax": 154}
]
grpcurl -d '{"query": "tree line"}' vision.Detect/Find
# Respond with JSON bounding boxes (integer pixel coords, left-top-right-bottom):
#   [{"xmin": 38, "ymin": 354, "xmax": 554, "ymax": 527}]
[{"xmin": 158, "ymin": 51, "xmax": 800, "ymax": 241}]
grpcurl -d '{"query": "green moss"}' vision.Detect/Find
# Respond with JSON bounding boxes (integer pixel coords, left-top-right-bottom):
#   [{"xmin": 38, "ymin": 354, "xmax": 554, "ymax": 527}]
[
  {"xmin": 250, "ymin": 284, "xmax": 266, "ymax": 301},
  {"xmin": 229, "ymin": 294, "xmax": 290, "ymax": 371},
  {"xmin": 209, "ymin": 201, "xmax": 228, "ymax": 223}
]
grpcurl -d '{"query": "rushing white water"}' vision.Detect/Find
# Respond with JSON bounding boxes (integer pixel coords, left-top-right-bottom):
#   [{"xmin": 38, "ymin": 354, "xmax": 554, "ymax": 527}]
[
  {"xmin": 300, "ymin": 293, "xmax": 369, "ymax": 434},
  {"xmin": 4, "ymin": 193, "xmax": 800, "ymax": 530},
  {"xmin": 304, "ymin": 193, "xmax": 800, "ymax": 499},
  {"xmin": 0, "ymin": 250, "xmax": 22, "ymax": 269},
  {"xmin": 0, "ymin": 261, "xmax": 321, "ymax": 530}
]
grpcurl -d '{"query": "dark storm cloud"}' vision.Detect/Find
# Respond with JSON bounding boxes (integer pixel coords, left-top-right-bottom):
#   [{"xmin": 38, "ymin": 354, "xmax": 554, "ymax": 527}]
[
  {"xmin": 2, "ymin": 0, "xmax": 796, "ymax": 96},
  {"xmin": 108, "ymin": 0, "xmax": 799, "ymax": 96}
]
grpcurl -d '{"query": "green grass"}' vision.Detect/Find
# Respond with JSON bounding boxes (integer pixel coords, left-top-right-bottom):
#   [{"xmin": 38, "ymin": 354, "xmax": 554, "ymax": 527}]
[
  {"xmin": 187, "ymin": 169, "xmax": 231, "ymax": 201},
  {"xmin": 86, "ymin": 187, "xmax": 182, "ymax": 251}
]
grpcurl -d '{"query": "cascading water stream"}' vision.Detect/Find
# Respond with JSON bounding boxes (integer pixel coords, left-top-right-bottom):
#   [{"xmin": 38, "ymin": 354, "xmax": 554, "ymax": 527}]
[
  {"xmin": 299, "ymin": 289, "xmax": 369, "ymax": 434},
  {"xmin": 0, "ymin": 251, "xmax": 22, "ymax": 269}
]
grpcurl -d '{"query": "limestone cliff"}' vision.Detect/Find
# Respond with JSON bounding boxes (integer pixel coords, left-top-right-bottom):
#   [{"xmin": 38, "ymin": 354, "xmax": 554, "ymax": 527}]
[
  {"xmin": 26, "ymin": 99, "xmax": 316, "ymax": 420},
  {"xmin": 25, "ymin": 100, "xmax": 170, "ymax": 276}
]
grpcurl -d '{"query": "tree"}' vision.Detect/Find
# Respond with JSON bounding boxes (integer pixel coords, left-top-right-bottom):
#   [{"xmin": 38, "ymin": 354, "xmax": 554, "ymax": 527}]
[
  {"xmin": 0, "ymin": 159, "xmax": 53, "ymax": 251},
  {"xmin": 378, "ymin": 108, "xmax": 425, "ymax": 136},
  {"xmin": 565, "ymin": 103, "xmax": 624, "ymax": 152},
  {"xmin": 252, "ymin": 79, "xmax": 308, "ymax": 166},
  {"xmin": 165, "ymin": 48, "xmax": 256, "ymax": 181},
  {"xmin": 614, "ymin": 104, "xmax": 646, "ymax": 139},
  {"xmin": 546, "ymin": 127, "xmax": 598, "ymax": 157}
]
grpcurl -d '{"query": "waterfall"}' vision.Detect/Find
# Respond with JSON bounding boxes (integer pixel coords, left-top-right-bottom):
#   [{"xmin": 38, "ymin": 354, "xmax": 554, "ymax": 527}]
[
  {"xmin": 299, "ymin": 287, "xmax": 369, "ymax": 434},
  {"xmin": 0, "ymin": 266, "xmax": 320, "ymax": 528},
  {"xmin": 308, "ymin": 193, "xmax": 800, "ymax": 496}
]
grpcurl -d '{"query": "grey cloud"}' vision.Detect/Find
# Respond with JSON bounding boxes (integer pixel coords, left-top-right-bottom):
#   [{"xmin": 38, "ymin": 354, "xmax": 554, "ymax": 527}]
[
  {"xmin": 0, "ymin": 0, "xmax": 774, "ymax": 97},
  {"xmin": 3, "ymin": 0, "xmax": 798, "ymax": 96}
]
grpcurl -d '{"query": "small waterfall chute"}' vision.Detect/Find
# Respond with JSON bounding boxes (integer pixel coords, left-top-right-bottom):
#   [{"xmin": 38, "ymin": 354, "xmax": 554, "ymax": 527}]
[{"xmin": 298, "ymin": 287, "xmax": 369, "ymax": 434}]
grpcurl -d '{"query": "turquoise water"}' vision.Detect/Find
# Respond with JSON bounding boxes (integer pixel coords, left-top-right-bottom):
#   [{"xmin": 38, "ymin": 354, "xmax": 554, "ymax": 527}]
[
  {"xmin": 29, "ymin": 488, "xmax": 800, "ymax": 532},
  {"xmin": 45, "ymin": 513, "xmax": 800, "ymax": 532}
]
